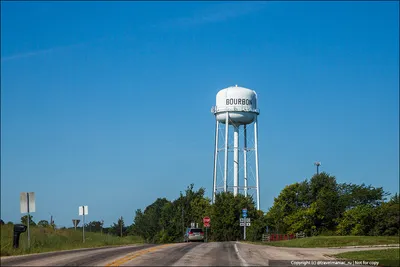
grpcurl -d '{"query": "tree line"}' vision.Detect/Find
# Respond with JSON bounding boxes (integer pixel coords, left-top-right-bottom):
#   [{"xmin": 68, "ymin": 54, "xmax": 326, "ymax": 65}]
[
  {"xmin": 2, "ymin": 172, "xmax": 398, "ymax": 242},
  {"xmin": 128, "ymin": 173, "xmax": 399, "ymax": 243},
  {"xmin": 266, "ymin": 172, "xmax": 399, "ymax": 236}
]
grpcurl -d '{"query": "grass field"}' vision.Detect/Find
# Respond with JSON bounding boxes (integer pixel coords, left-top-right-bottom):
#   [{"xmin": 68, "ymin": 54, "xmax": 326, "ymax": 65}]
[
  {"xmin": 248, "ymin": 236, "xmax": 400, "ymax": 248},
  {"xmin": 0, "ymin": 224, "xmax": 144, "ymax": 256},
  {"xmin": 333, "ymin": 248, "xmax": 400, "ymax": 267}
]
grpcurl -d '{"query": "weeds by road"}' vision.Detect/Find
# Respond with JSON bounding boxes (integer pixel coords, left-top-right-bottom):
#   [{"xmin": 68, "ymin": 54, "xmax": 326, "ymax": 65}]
[
  {"xmin": 333, "ymin": 248, "xmax": 400, "ymax": 267},
  {"xmin": 246, "ymin": 236, "xmax": 400, "ymax": 248},
  {"xmin": 0, "ymin": 224, "xmax": 143, "ymax": 256}
]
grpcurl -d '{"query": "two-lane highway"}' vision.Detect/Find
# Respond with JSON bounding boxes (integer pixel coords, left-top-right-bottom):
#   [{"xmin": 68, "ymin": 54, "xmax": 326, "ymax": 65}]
[
  {"xmin": 0, "ymin": 244, "xmax": 158, "ymax": 266},
  {"xmin": 1, "ymin": 241, "xmax": 396, "ymax": 266}
]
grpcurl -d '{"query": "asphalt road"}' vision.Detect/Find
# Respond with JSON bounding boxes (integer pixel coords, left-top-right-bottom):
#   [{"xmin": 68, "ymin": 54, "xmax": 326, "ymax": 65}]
[{"xmin": 0, "ymin": 242, "xmax": 396, "ymax": 266}]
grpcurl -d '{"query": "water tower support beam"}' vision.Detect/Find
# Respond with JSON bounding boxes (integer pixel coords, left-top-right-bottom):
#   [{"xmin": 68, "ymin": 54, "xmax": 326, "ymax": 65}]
[
  {"xmin": 224, "ymin": 112, "xmax": 229, "ymax": 192},
  {"xmin": 233, "ymin": 124, "xmax": 239, "ymax": 196},
  {"xmin": 212, "ymin": 120, "xmax": 219, "ymax": 204},
  {"xmin": 243, "ymin": 125, "xmax": 248, "ymax": 197},
  {"xmin": 254, "ymin": 117, "xmax": 260, "ymax": 210}
]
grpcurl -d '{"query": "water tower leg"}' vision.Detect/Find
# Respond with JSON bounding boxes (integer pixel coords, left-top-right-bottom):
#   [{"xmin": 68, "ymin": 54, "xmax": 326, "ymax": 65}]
[
  {"xmin": 243, "ymin": 125, "xmax": 248, "ymax": 197},
  {"xmin": 254, "ymin": 117, "xmax": 260, "ymax": 210},
  {"xmin": 212, "ymin": 120, "xmax": 219, "ymax": 203},
  {"xmin": 224, "ymin": 112, "xmax": 229, "ymax": 192},
  {"xmin": 233, "ymin": 125, "xmax": 239, "ymax": 196}
]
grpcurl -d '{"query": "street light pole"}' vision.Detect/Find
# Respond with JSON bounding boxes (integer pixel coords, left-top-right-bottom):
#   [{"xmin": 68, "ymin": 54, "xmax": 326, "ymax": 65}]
[{"xmin": 314, "ymin": 162, "xmax": 321, "ymax": 175}]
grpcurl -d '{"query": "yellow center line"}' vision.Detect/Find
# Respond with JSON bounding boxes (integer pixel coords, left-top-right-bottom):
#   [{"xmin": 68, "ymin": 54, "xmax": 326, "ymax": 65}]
[{"xmin": 105, "ymin": 243, "xmax": 176, "ymax": 267}]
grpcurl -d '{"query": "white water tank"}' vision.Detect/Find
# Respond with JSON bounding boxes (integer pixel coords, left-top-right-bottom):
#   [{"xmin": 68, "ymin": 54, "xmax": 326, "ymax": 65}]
[{"xmin": 212, "ymin": 85, "xmax": 259, "ymax": 125}]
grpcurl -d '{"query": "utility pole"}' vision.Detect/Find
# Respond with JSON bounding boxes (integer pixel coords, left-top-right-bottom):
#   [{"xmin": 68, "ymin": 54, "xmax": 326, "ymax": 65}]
[
  {"xmin": 314, "ymin": 162, "xmax": 321, "ymax": 175},
  {"xmin": 49, "ymin": 213, "xmax": 53, "ymax": 227},
  {"xmin": 120, "ymin": 216, "xmax": 123, "ymax": 237},
  {"xmin": 182, "ymin": 205, "xmax": 184, "ymax": 238},
  {"xmin": 181, "ymin": 191, "xmax": 185, "ymax": 240}
]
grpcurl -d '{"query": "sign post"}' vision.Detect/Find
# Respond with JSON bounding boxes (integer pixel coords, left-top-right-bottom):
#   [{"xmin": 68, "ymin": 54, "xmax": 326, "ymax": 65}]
[
  {"xmin": 242, "ymin": 209, "xmax": 247, "ymax": 240},
  {"xmin": 240, "ymin": 208, "xmax": 250, "ymax": 240},
  {"xmin": 20, "ymin": 192, "xmax": 35, "ymax": 248},
  {"xmin": 203, "ymin": 216, "xmax": 210, "ymax": 242},
  {"xmin": 79, "ymin": 206, "xmax": 88, "ymax": 243},
  {"xmin": 72, "ymin": 219, "xmax": 80, "ymax": 231}
]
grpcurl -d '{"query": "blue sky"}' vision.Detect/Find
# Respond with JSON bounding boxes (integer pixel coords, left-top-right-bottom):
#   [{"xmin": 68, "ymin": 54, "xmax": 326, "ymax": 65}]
[{"xmin": 1, "ymin": 1, "xmax": 398, "ymax": 228}]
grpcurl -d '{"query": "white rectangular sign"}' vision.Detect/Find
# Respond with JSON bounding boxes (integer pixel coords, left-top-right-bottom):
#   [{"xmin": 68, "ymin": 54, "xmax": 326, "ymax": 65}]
[
  {"xmin": 20, "ymin": 192, "xmax": 36, "ymax": 213},
  {"xmin": 246, "ymin": 222, "xmax": 251, "ymax": 226},
  {"xmin": 79, "ymin": 206, "xmax": 88, "ymax": 215},
  {"xmin": 246, "ymin": 218, "xmax": 251, "ymax": 222},
  {"xmin": 240, "ymin": 218, "xmax": 244, "ymax": 223},
  {"xmin": 240, "ymin": 222, "xmax": 245, "ymax": 226}
]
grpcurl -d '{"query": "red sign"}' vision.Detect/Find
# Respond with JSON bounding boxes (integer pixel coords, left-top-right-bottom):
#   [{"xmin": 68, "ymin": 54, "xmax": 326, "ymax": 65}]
[{"xmin": 203, "ymin": 216, "xmax": 210, "ymax": 227}]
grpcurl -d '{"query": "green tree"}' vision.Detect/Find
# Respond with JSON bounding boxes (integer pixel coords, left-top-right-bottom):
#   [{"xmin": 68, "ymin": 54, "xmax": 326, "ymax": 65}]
[
  {"xmin": 131, "ymin": 198, "xmax": 170, "ymax": 242},
  {"xmin": 38, "ymin": 220, "xmax": 50, "ymax": 227},
  {"xmin": 266, "ymin": 181, "xmax": 310, "ymax": 233},
  {"xmin": 157, "ymin": 202, "xmax": 177, "ymax": 243},
  {"xmin": 180, "ymin": 184, "xmax": 210, "ymax": 230},
  {"xmin": 265, "ymin": 172, "xmax": 378, "ymax": 235},
  {"xmin": 283, "ymin": 203, "xmax": 321, "ymax": 236},
  {"xmin": 211, "ymin": 192, "xmax": 239, "ymax": 241},
  {"xmin": 246, "ymin": 209, "xmax": 267, "ymax": 241},
  {"xmin": 371, "ymin": 193, "xmax": 399, "ymax": 236},
  {"xmin": 209, "ymin": 192, "xmax": 256, "ymax": 241},
  {"xmin": 109, "ymin": 217, "xmax": 128, "ymax": 237},
  {"xmin": 87, "ymin": 221, "xmax": 103, "ymax": 232},
  {"xmin": 309, "ymin": 173, "xmax": 341, "ymax": 232},
  {"xmin": 21, "ymin": 215, "xmax": 36, "ymax": 226},
  {"xmin": 338, "ymin": 183, "xmax": 389, "ymax": 211},
  {"xmin": 336, "ymin": 204, "xmax": 375, "ymax": 235},
  {"xmin": 131, "ymin": 209, "xmax": 145, "ymax": 236},
  {"xmin": 131, "ymin": 184, "xmax": 210, "ymax": 243}
]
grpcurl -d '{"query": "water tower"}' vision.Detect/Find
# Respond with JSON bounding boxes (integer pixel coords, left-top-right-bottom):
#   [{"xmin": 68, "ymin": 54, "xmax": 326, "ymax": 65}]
[{"xmin": 211, "ymin": 85, "xmax": 261, "ymax": 210}]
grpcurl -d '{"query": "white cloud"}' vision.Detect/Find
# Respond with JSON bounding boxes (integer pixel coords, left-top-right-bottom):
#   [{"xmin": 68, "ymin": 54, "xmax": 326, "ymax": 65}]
[
  {"xmin": 1, "ymin": 42, "xmax": 87, "ymax": 62},
  {"xmin": 156, "ymin": 1, "xmax": 268, "ymax": 29}
]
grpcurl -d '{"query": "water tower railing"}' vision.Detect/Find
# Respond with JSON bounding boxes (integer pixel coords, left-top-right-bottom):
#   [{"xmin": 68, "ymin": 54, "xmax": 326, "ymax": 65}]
[{"xmin": 211, "ymin": 106, "xmax": 260, "ymax": 114}]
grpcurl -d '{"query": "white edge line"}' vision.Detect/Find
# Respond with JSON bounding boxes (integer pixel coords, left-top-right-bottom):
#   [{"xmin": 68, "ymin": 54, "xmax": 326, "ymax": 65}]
[{"xmin": 234, "ymin": 242, "xmax": 249, "ymax": 267}]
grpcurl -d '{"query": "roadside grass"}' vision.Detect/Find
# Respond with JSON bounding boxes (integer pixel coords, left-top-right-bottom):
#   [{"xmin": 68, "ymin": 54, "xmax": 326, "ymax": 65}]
[
  {"xmin": 246, "ymin": 236, "xmax": 400, "ymax": 248},
  {"xmin": 0, "ymin": 224, "xmax": 144, "ymax": 256},
  {"xmin": 333, "ymin": 248, "xmax": 400, "ymax": 267}
]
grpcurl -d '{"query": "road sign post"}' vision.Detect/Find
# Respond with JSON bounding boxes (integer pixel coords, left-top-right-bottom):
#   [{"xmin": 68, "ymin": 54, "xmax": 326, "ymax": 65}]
[
  {"xmin": 242, "ymin": 209, "xmax": 248, "ymax": 240},
  {"xmin": 20, "ymin": 192, "xmax": 35, "ymax": 249},
  {"xmin": 240, "ymin": 209, "xmax": 250, "ymax": 240},
  {"xmin": 203, "ymin": 216, "xmax": 210, "ymax": 242},
  {"xmin": 79, "ymin": 206, "xmax": 88, "ymax": 243},
  {"xmin": 72, "ymin": 219, "xmax": 80, "ymax": 231}
]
